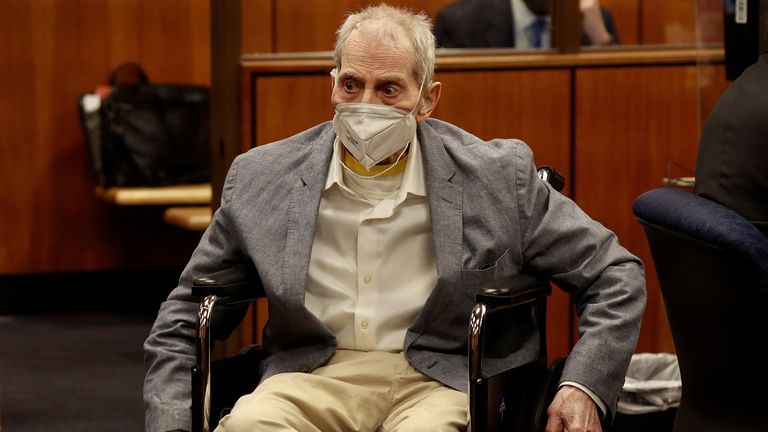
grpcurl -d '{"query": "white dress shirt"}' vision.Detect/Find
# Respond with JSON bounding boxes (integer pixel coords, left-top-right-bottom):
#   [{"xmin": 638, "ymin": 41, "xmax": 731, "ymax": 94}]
[
  {"xmin": 511, "ymin": 0, "xmax": 551, "ymax": 49},
  {"xmin": 305, "ymin": 135, "xmax": 437, "ymax": 352}
]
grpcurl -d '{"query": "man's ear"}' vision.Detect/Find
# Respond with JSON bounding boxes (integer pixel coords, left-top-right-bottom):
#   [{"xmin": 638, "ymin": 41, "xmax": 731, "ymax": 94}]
[
  {"xmin": 416, "ymin": 81, "xmax": 442, "ymax": 121},
  {"xmin": 330, "ymin": 68, "xmax": 338, "ymax": 88}
]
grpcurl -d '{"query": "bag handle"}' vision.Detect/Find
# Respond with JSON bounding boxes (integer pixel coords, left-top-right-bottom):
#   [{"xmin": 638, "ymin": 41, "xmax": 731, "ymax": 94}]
[{"xmin": 108, "ymin": 61, "xmax": 149, "ymax": 85}]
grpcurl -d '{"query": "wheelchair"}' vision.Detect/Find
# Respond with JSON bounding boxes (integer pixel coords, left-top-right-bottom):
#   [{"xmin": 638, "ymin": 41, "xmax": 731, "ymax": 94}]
[{"xmin": 191, "ymin": 166, "xmax": 568, "ymax": 432}]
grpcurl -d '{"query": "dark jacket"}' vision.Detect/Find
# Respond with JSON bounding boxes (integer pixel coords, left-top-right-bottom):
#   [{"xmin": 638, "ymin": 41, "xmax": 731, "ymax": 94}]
[
  {"xmin": 694, "ymin": 53, "xmax": 768, "ymax": 237},
  {"xmin": 434, "ymin": 0, "xmax": 618, "ymax": 48}
]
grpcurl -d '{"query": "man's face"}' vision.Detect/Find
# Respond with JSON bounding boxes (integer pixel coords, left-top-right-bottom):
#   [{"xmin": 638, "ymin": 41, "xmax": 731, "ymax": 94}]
[{"xmin": 331, "ymin": 25, "xmax": 436, "ymax": 121}]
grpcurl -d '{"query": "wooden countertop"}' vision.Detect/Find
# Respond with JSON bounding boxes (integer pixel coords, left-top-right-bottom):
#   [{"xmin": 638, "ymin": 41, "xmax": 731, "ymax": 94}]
[
  {"xmin": 163, "ymin": 206, "xmax": 212, "ymax": 231},
  {"xmin": 95, "ymin": 183, "xmax": 212, "ymax": 206}
]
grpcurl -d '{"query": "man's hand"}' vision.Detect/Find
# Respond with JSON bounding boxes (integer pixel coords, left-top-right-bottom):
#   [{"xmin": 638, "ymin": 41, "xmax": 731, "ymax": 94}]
[
  {"xmin": 580, "ymin": 0, "xmax": 613, "ymax": 45},
  {"xmin": 545, "ymin": 386, "xmax": 603, "ymax": 432}
]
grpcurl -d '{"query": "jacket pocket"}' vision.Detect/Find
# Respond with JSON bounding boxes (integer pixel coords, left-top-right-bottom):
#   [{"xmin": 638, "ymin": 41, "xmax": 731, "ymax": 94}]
[{"xmin": 459, "ymin": 248, "xmax": 515, "ymax": 290}]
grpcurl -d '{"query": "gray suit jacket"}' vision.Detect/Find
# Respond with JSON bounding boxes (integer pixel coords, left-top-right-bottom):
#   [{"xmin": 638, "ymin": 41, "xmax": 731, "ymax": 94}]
[{"xmin": 144, "ymin": 119, "xmax": 645, "ymax": 432}]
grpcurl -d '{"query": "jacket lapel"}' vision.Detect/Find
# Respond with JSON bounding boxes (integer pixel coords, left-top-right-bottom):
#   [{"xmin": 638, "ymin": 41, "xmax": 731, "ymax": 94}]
[
  {"xmin": 418, "ymin": 123, "xmax": 464, "ymax": 319},
  {"xmin": 281, "ymin": 130, "xmax": 334, "ymax": 309}
]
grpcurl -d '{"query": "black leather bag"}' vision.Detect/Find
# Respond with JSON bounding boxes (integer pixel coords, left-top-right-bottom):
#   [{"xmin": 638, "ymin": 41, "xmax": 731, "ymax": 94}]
[{"xmin": 78, "ymin": 62, "xmax": 211, "ymax": 187}]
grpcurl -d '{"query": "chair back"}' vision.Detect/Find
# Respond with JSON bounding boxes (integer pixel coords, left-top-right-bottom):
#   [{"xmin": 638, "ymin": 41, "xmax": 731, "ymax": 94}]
[{"xmin": 632, "ymin": 188, "xmax": 768, "ymax": 432}]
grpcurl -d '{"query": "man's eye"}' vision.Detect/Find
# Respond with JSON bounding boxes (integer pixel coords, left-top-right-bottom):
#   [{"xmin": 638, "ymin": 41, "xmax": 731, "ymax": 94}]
[
  {"xmin": 344, "ymin": 81, "xmax": 357, "ymax": 91},
  {"xmin": 383, "ymin": 86, "xmax": 398, "ymax": 96}
]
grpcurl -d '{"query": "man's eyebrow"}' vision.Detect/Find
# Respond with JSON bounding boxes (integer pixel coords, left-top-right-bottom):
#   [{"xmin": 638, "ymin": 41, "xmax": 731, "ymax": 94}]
[
  {"xmin": 338, "ymin": 71, "xmax": 359, "ymax": 80},
  {"xmin": 337, "ymin": 71, "xmax": 409, "ymax": 86},
  {"xmin": 375, "ymin": 75, "xmax": 408, "ymax": 85}
]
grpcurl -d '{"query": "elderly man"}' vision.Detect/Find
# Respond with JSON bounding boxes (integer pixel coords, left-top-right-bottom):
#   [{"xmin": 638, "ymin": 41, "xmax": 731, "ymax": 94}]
[{"xmin": 144, "ymin": 4, "xmax": 645, "ymax": 432}]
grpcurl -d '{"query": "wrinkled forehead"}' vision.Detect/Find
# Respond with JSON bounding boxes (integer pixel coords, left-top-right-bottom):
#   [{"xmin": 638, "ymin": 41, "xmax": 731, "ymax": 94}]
[
  {"xmin": 350, "ymin": 18, "xmax": 412, "ymax": 48},
  {"xmin": 340, "ymin": 19, "xmax": 418, "ymax": 78}
]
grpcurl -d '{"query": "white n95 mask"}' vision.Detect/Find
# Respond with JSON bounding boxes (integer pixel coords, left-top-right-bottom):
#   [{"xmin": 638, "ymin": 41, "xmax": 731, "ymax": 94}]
[{"xmin": 332, "ymin": 103, "xmax": 417, "ymax": 171}]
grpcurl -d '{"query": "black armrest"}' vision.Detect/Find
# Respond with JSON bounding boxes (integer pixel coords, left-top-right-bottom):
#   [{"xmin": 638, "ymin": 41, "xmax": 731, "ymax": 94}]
[
  {"xmin": 192, "ymin": 264, "xmax": 265, "ymax": 300},
  {"xmin": 193, "ymin": 264, "xmax": 265, "ymax": 342},
  {"xmin": 476, "ymin": 273, "xmax": 552, "ymax": 311},
  {"xmin": 469, "ymin": 273, "xmax": 555, "ymax": 431},
  {"xmin": 537, "ymin": 165, "xmax": 565, "ymax": 193},
  {"xmin": 192, "ymin": 264, "xmax": 265, "ymax": 432}
]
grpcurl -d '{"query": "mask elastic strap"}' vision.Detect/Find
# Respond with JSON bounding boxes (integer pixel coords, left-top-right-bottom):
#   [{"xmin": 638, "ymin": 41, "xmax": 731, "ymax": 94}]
[
  {"xmin": 337, "ymin": 140, "xmax": 411, "ymax": 180},
  {"xmin": 408, "ymin": 75, "xmax": 428, "ymax": 116}
]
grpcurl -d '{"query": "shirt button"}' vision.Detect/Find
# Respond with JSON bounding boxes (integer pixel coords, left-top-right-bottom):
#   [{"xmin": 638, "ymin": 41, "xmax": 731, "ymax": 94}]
[
  {"xmin": 361, "ymin": 320, "xmax": 369, "ymax": 329},
  {"xmin": 363, "ymin": 275, "xmax": 372, "ymax": 284}
]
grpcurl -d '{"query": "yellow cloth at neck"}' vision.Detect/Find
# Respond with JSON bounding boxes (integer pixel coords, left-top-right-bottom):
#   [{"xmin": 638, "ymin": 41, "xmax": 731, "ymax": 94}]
[{"xmin": 343, "ymin": 150, "xmax": 408, "ymax": 177}]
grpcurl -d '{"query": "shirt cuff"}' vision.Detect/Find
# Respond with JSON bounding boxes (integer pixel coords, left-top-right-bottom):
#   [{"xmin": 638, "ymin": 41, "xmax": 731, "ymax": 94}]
[{"xmin": 560, "ymin": 381, "xmax": 607, "ymax": 417}]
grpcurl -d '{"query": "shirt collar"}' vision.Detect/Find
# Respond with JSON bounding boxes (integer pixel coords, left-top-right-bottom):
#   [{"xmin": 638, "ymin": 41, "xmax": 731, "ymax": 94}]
[
  {"xmin": 512, "ymin": 0, "xmax": 538, "ymax": 28},
  {"xmin": 326, "ymin": 133, "xmax": 427, "ymax": 197}
]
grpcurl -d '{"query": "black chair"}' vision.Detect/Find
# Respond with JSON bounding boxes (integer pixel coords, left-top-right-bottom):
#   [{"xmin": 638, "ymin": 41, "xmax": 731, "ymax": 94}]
[
  {"xmin": 632, "ymin": 188, "xmax": 768, "ymax": 432},
  {"xmin": 468, "ymin": 274, "xmax": 566, "ymax": 431},
  {"xmin": 191, "ymin": 166, "xmax": 568, "ymax": 432}
]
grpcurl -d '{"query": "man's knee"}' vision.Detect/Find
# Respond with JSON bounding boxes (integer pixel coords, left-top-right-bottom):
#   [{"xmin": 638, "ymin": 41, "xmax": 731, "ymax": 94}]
[
  {"xmin": 215, "ymin": 389, "xmax": 311, "ymax": 432},
  {"xmin": 216, "ymin": 406, "xmax": 304, "ymax": 432},
  {"xmin": 384, "ymin": 409, "xmax": 467, "ymax": 432}
]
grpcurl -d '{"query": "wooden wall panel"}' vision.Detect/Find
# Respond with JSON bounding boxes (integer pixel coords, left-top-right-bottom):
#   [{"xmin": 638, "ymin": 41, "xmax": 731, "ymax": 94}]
[
  {"xmin": 432, "ymin": 69, "xmax": 572, "ymax": 194},
  {"xmin": 695, "ymin": 0, "xmax": 725, "ymax": 45},
  {"xmin": 574, "ymin": 64, "xmax": 728, "ymax": 354},
  {"xmin": 273, "ymin": 0, "xmax": 456, "ymax": 52},
  {"xmin": 601, "ymin": 0, "xmax": 724, "ymax": 46},
  {"xmin": 640, "ymin": 0, "xmax": 723, "ymax": 46},
  {"xmin": 254, "ymin": 75, "xmax": 334, "ymax": 145},
  {"xmin": 0, "ymin": 0, "xmax": 211, "ymax": 275},
  {"xmin": 242, "ymin": 0, "xmax": 273, "ymax": 54},
  {"xmin": 642, "ymin": 0, "xmax": 697, "ymax": 45},
  {"xmin": 600, "ymin": 0, "xmax": 641, "ymax": 45}
]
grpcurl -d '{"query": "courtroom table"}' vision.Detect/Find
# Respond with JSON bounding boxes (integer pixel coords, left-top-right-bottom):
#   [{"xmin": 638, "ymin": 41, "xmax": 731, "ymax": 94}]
[
  {"xmin": 95, "ymin": 183, "xmax": 212, "ymax": 231},
  {"xmin": 662, "ymin": 177, "xmax": 695, "ymax": 189},
  {"xmin": 95, "ymin": 183, "xmax": 212, "ymax": 206},
  {"xmin": 163, "ymin": 206, "xmax": 212, "ymax": 231}
]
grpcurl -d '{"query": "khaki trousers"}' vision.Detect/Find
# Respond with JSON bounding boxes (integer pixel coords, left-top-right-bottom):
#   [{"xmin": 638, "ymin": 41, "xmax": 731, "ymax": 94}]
[{"xmin": 215, "ymin": 350, "xmax": 468, "ymax": 432}]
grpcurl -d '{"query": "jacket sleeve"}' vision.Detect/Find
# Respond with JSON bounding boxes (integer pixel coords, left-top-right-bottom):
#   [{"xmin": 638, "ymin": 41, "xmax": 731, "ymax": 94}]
[
  {"xmin": 513, "ymin": 144, "xmax": 646, "ymax": 418},
  {"xmin": 143, "ymin": 155, "xmax": 246, "ymax": 432},
  {"xmin": 601, "ymin": 7, "xmax": 619, "ymax": 44}
]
